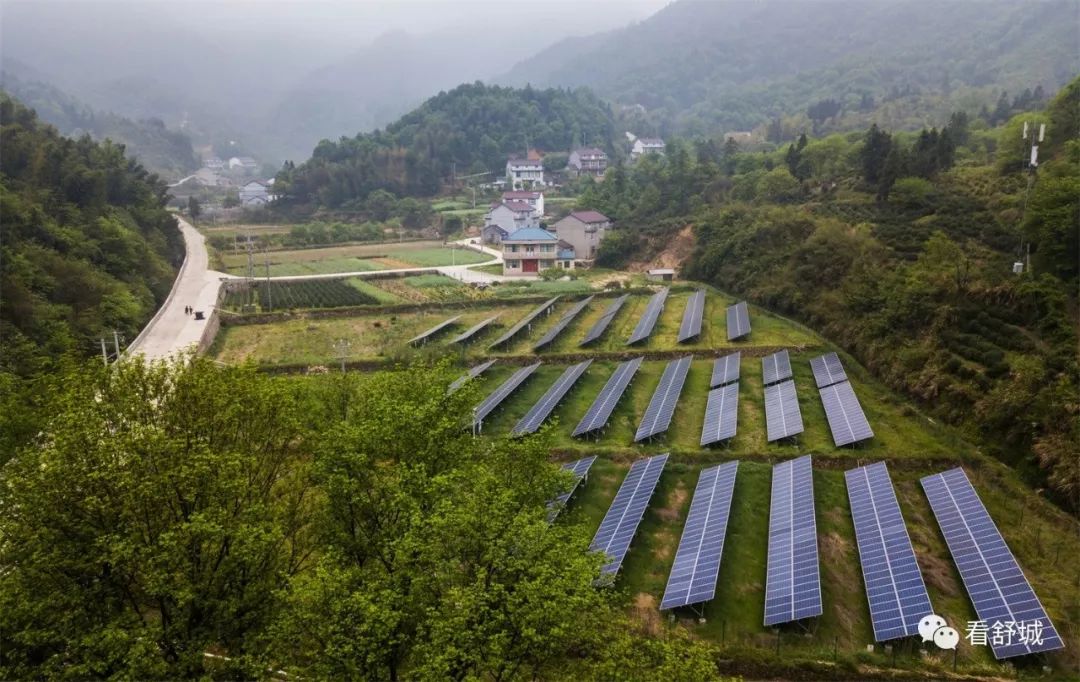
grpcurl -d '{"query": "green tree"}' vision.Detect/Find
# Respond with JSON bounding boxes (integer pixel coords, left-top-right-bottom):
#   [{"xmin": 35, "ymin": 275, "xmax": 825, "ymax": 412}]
[
  {"xmin": 860, "ymin": 123, "xmax": 892, "ymax": 185},
  {"xmin": 365, "ymin": 188, "xmax": 398, "ymax": 221},
  {"xmin": 187, "ymin": 195, "xmax": 202, "ymax": 218}
]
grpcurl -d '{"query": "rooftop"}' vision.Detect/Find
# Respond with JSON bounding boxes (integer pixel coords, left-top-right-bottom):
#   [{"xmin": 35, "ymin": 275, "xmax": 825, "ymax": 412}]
[
  {"xmin": 568, "ymin": 210, "xmax": 610, "ymax": 224},
  {"xmin": 505, "ymin": 227, "xmax": 558, "ymax": 242}
]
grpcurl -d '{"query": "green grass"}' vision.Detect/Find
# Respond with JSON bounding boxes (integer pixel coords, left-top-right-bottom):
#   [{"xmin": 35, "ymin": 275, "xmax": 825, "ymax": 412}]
[
  {"xmin": 219, "ymin": 241, "xmax": 488, "ymax": 276},
  {"xmin": 494, "ymin": 279, "xmax": 593, "ymax": 298},
  {"xmin": 348, "ymin": 278, "xmax": 402, "ymax": 304}
]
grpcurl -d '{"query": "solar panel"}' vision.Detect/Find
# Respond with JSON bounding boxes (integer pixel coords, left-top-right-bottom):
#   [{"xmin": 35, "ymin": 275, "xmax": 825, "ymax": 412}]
[
  {"xmin": 710, "ymin": 352, "xmax": 741, "ymax": 388},
  {"xmin": 700, "ymin": 382, "xmax": 739, "ymax": 446},
  {"xmin": 549, "ymin": 456, "xmax": 597, "ymax": 520},
  {"xmin": 764, "ymin": 379, "xmax": 804, "ymax": 441},
  {"xmin": 819, "ymin": 380, "xmax": 874, "ymax": 447},
  {"xmin": 512, "ymin": 360, "xmax": 592, "ymax": 435},
  {"xmin": 677, "ymin": 289, "xmax": 705, "ymax": 343},
  {"xmin": 764, "ymin": 455, "xmax": 822, "ymax": 625},
  {"xmin": 534, "ymin": 296, "xmax": 595, "ymax": 350},
  {"xmin": 447, "ymin": 315, "xmax": 499, "ymax": 345},
  {"xmin": 845, "ymin": 462, "xmax": 933, "ymax": 642},
  {"xmin": 635, "ymin": 355, "xmax": 692, "ymax": 442},
  {"xmin": 573, "ymin": 357, "xmax": 643, "ymax": 437},
  {"xmin": 472, "ymin": 362, "xmax": 541, "ymax": 430},
  {"xmin": 726, "ymin": 301, "xmax": 750, "ymax": 340},
  {"xmin": 590, "ymin": 453, "xmax": 668, "ymax": 576},
  {"xmin": 921, "ymin": 468, "xmax": 1064, "ymax": 659},
  {"xmin": 626, "ymin": 287, "xmax": 669, "ymax": 345},
  {"xmin": 660, "ymin": 461, "xmax": 739, "ymax": 610},
  {"xmin": 809, "ymin": 352, "xmax": 847, "ymax": 388},
  {"xmin": 488, "ymin": 297, "xmax": 561, "ymax": 349},
  {"xmin": 762, "ymin": 349, "xmax": 792, "ymax": 386},
  {"xmin": 408, "ymin": 314, "xmax": 462, "ymax": 345},
  {"xmin": 579, "ymin": 294, "xmax": 629, "ymax": 346},
  {"xmin": 448, "ymin": 359, "xmax": 496, "ymax": 393}
]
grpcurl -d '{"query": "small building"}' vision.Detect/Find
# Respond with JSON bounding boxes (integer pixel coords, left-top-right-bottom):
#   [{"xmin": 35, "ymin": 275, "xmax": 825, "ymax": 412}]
[
  {"xmin": 482, "ymin": 223, "xmax": 510, "ymax": 245},
  {"xmin": 239, "ymin": 180, "xmax": 271, "ymax": 206},
  {"xmin": 568, "ymin": 147, "xmax": 608, "ymax": 176},
  {"xmin": 631, "ymin": 138, "xmax": 666, "ymax": 160},
  {"xmin": 203, "ymin": 156, "xmax": 225, "ymax": 170},
  {"xmin": 556, "ymin": 240, "xmax": 577, "ymax": 269},
  {"xmin": 228, "ymin": 156, "xmax": 259, "ymax": 171},
  {"xmin": 553, "ymin": 210, "xmax": 611, "ymax": 263},
  {"xmin": 506, "ymin": 158, "xmax": 545, "ymax": 190},
  {"xmin": 502, "ymin": 227, "xmax": 571, "ymax": 276},
  {"xmin": 646, "ymin": 268, "xmax": 676, "ymax": 282},
  {"xmin": 485, "ymin": 200, "xmax": 539, "ymax": 234},
  {"xmin": 501, "ymin": 190, "xmax": 544, "ymax": 216}
]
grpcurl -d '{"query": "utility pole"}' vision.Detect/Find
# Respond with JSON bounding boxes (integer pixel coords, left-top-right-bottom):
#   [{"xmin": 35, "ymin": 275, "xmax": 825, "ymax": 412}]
[
  {"xmin": 264, "ymin": 248, "xmax": 272, "ymax": 313},
  {"xmin": 333, "ymin": 338, "xmax": 351, "ymax": 373},
  {"xmin": 100, "ymin": 338, "xmax": 109, "ymax": 366},
  {"xmin": 112, "ymin": 329, "xmax": 122, "ymax": 358},
  {"xmin": 1016, "ymin": 121, "xmax": 1046, "ymax": 275}
]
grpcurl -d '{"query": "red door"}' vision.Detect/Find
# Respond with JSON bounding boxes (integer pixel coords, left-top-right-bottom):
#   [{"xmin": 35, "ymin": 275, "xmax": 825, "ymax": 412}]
[{"xmin": 523, "ymin": 259, "xmax": 539, "ymax": 273}]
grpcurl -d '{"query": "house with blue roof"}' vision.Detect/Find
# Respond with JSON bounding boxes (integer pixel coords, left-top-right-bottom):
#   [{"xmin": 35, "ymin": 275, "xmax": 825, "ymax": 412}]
[{"xmin": 502, "ymin": 226, "xmax": 575, "ymax": 276}]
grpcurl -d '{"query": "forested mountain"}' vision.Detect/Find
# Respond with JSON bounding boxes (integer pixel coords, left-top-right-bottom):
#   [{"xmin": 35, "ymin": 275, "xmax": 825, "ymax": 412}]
[
  {"xmin": 585, "ymin": 79, "xmax": 1080, "ymax": 507},
  {"xmin": 1, "ymin": 74, "xmax": 198, "ymax": 179},
  {"xmin": 275, "ymin": 83, "xmax": 616, "ymax": 208},
  {"xmin": 501, "ymin": 0, "xmax": 1078, "ymax": 137}
]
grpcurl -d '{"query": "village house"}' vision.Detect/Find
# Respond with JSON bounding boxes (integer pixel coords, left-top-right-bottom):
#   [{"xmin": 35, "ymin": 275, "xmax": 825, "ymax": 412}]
[
  {"xmin": 500, "ymin": 190, "xmax": 544, "ymax": 216},
  {"xmin": 567, "ymin": 147, "xmax": 608, "ymax": 176},
  {"xmin": 631, "ymin": 137, "xmax": 666, "ymax": 160},
  {"xmin": 552, "ymin": 210, "xmax": 611, "ymax": 263},
  {"xmin": 203, "ymin": 156, "xmax": 225, "ymax": 170},
  {"xmin": 481, "ymin": 223, "xmax": 509, "ymax": 245},
  {"xmin": 502, "ymin": 227, "xmax": 574, "ymax": 276},
  {"xmin": 239, "ymin": 180, "xmax": 272, "ymax": 206},
  {"xmin": 484, "ymin": 200, "xmax": 539, "ymax": 234},
  {"xmin": 505, "ymin": 158, "xmax": 545, "ymax": 189},
  {"xmin": 228, "ymin": 156, "xmax": 259, "ymax": 171}
]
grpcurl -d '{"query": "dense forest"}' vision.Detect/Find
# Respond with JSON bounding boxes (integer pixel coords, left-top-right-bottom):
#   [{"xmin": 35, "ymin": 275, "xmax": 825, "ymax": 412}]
[
  {"xmin": 501, "ymin": 0, "xmax": 1076, "ymax": 139},
  {"xmin": 0, "ymin": 95, "xmax": 183, "ymax": 452},
  {"xmin": 274, "ymin": 83, "xmax": 617, "ymax": 208},
  {"xmin": 586, "ymin": 78, "xmax": 1079, "ymax": 507},
  {"xmin": 1, "ymin": 74, "xmax": 199, "ymax": 179}
]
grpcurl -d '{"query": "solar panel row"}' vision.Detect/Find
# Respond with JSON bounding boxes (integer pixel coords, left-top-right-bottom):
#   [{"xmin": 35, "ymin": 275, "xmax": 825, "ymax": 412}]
[
  {"xmin": 809, "ymin": 352, "xmax": 847, "ymax": 388},
  {"xmin": 762, "ymin": 349, "xmax": 792, "ymax": 386},
  {"xmin": 533, "ymin": 296, "xmax": 595, "ymax": 350},
  {"xmin": 591, "ymin": 453, "xmax": 669, "ymax": 575},
  {"xmin": 921, "ymin": 468, "xmax": 1064, "ymax": 659},
  {"xmin": 627, "ymin": 287, "xmax": 670, "ymax": 345},
  {"xmin": 635, "ymin": 355, "xmax": 692, "ymax": 441},
  {"xmin": 512, "ymin": 360, "xmax": 592, "ymax": 435},
  {"xmin": 488, "ymin": 296, "xmax": 561, "ymax": 349},
  {"xmin": 700, "ymin": 382, "xmax": 739, "ymax": 446},
  {"xmin": 660, "ymin": 461, "xmax": 739, "ymax": 610},
  {"xmin": 726, "ymin": 301, "xmax": 750, "ymax": 340},
  {"xmin": 764, "ymin": 455, "xmax": 822, "ymax": 625},
  {"xmin": 447, "ymin": 315, "xmax": 499, "ymax": 345},
  {"xmin": 549, "ymin": 455, "xmax": 597, "ymax": 520},
  {"xmin": 447, "ymin": 359, "xmax": 496, "ymax": 393},
  {"xmin": 472, "ymin": 362, "xmax": 541, "ymax": 430},
  {"xmin": 579, "ymin": 294, "xmax": 629, "ymax": 346},
  {"xmin": 819, "ymin": 380, "xmax": 874, "ymax": 446},
  {"xmin": 408, "ymin": 314, "xmax": 461, "ymax": 346},
  {"xmin": 573, "ymin": 357, "xmax": 643, "ymax": 437},
  {"xmin": 846, "ymin": 462, "xmax": 933, "ymax": 642},
  {"xmin": 677, "ymin": 289, "xmax": 706, "ymax": 343},
  {"xmin": 764, "ymin": 379, "xmax": 804, "ymax": 442},
  {"xmin": 710, "ymin": 352, "xmax": 741, "ymax": 388}
]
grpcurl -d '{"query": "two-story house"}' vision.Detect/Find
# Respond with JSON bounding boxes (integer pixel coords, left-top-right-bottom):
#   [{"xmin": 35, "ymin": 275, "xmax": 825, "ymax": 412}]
[
  {"xmin": 484, "ymin": 200, "xmax": 539, "ymax": 236},
  {"xmin": 506, "ymin": 159, "xmax": 545, "ymax": 189},
  {"xmin": 552, "ymin": 210, "xmax": 611, "ymax": 263},
  {"xmin": 631, "ymin": 138, "xmax": 666, "ymax": 160},
  {"xmin": 500, "ymin": 190, "xmax": 544, "ymax": 216},
  {"xmin": 568, "ymin": 147, "xmax": 608, "ymax": 176},
  {"xmin": 502, "ymin": 227, "xmax": 574, "ymax": 276}
]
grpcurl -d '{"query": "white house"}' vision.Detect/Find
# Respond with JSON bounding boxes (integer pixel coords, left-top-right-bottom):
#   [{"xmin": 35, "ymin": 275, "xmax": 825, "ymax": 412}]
[
  {"xmin": 239, "ymin": 180, "xmax": 271, "ymax": 206},
  {"xmin": 568, "ymin": 147, "xmax": 608, "ymax": 176},
  {"xmin": 500, "ymin": 190, "xmax": 544, "ymax": 216},
  {"xmin": 484, "ymin": 200, "xmax": 539, "ymax": 234},
  {"xmin": 505, "ymin": 159, "xmax": 545, "ymax": 190},
  {"xmin": 553, "ymin": 210, "xmax": 612, "ymax": 263},
  {"xmin": 203, "ymin": 156, "xmax": 225, "ymax": 170},
  {"xmin": 502, "ymin": 227, "xmax": 574, "ymax": 277},
  {"xmin": 631, "ymin": 138, "xmax": 665, "ymax": 160},
  {"xmin": 228, "ymin": 156, "xmax": 259, "ymax": 171}
]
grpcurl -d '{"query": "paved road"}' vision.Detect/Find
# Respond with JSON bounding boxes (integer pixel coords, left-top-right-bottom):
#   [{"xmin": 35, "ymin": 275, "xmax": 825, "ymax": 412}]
[{"xmin": 126, "ymin": 216, "xmax": 228, "ymax": 361}]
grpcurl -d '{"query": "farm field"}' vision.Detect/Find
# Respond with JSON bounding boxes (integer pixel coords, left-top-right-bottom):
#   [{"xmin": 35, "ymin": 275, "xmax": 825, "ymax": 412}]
[{"xmin": 218, "ymin": 240, "xmax": 490, "ymax": 276}]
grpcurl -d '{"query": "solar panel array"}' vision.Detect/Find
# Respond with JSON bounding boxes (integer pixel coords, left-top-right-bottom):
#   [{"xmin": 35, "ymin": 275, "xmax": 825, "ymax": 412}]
[
  {"xmin": 810, "ymin": 352, "xmax": 848, "ymax": 388},
  {"xmin": 408, "ymin": 314, "xmax": 461, "ymax": 345},
  {"xmin": 710, "ymin": 352, "xmax": 741, "ymax": 388},
  {"xmin": 677, "ymin": 289, "xmax": 706, "ymax": 343},
  {"xmin": 549, "ymin": 456, "xmax": 597, "ymax": 520},
  {"xmin": 726, "ymin": 301, "xmax": 751, "ymax": 340},
  {"xmin": 764, "ymin": 455, "xmax": 822, "ymax": 625},
  {"xmin": 512, "ymin": 360, "xmax": 592, "ymax": 435},
  {"xmin": 472, "ymin": 362, "xmax": 541, "ymax": 429},
  {"xmin": 635, "ymin": 355, "xmax": 693, "ymax": 441},
  {"xmin": 764, "ymin": 379, "xmax": 804, "ymax": 441},
  {"xmin": 488, "ymin": 297, "xmax": 561, "ymax": 349},
  {"xmin": 762, "ymin": 349, "xmax": 792, "ymax": 386},
  {"xmin": 660, "ymin": 461, "xmax": 739, "ymax": 610},
  {"xmin": 700, "ymin": 382, "xmax": 739, "ymax": 446},
  {"xmin": 591, "ymin": 453, "xmax": 669, "ymax": 576},
  {"xmin": 573, "ymin": 357, "xmax": 643, "ymax": 437},
  {"xmin": 534, "ymin": 296, "xmax": 594, "ymax": 350},
  {"xmin": 627, "ymin": 287, "xmax": 669, "ymax": 345},
  {"xmin": 447, "ymin": 315, "xmax": 499, "ymax": 345},
  {"xmin": 921, "ymin": 468, "xmax": 1064, "ymax": 659},
  {"xmin": 448, "ymin": 359, "xmax": 496, "ymax": 393},
  {"xmin": 579, "ymin": 294, "xmax": 629, "ymax": 346},
  {"xmin": 845, "ymin": 462, "xmax": 933, "ymax": 642},
  {"xmin": 819, "ymin": 381, "xmax": 874, "ymax": 446}
]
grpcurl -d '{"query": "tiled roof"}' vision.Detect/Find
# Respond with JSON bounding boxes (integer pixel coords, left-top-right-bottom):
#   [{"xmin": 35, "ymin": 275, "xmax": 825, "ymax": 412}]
[
  {"xmin": 569, "ymin": 210, "xmax": 610, "ymax": 224},
  {"xmin": 502, "ymin": 200, "xmax": 534, "ymax": 213},
  {"xmin": 505, "ymin": 227, "xmax": 558, "ymax": 242}
]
